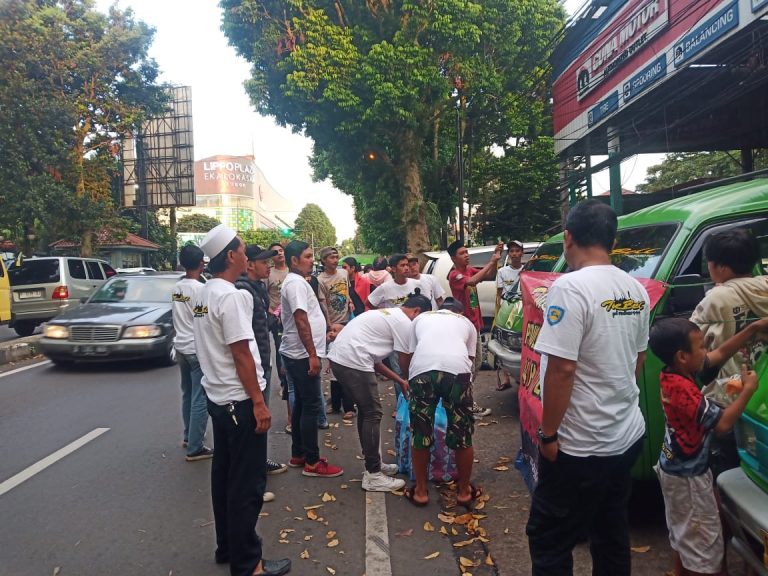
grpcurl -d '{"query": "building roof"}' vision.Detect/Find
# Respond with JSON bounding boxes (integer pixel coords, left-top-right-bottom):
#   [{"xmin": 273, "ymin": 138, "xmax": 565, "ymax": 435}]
[{"xmin": 50, "ymin": 231, "xmax": 160, "ymax": 251}]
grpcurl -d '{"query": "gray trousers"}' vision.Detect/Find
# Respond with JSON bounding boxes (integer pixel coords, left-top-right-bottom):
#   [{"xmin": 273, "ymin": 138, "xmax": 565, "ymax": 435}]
[{"xmin": 329, "ymin": 361, "xmax": 383, "ymax": 473}]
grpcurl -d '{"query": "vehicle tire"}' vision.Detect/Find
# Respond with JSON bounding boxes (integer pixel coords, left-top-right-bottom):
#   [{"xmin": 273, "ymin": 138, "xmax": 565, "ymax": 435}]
[
  {"xmin": 157, "ymin": 343, "xmax": 176, "ymax": 367},
  {"xmin": 13, "ymin": 321, "xmax": 36, "ymax": 337},
  {"xmin": 480, "ymin": 328, "xmax": 493, "ymax": 370}
]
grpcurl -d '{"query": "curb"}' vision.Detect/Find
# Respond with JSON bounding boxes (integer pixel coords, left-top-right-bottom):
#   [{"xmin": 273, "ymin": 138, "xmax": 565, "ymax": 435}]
[{"xmin": 0, "ymin": 336, "xmax": 41, "ymax": 366}]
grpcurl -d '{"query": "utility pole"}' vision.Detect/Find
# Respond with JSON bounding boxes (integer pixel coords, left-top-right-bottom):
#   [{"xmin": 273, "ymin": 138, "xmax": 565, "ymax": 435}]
[{"xmin": 456, "ymin": 103, "xmax": 465, "ymax": 243}]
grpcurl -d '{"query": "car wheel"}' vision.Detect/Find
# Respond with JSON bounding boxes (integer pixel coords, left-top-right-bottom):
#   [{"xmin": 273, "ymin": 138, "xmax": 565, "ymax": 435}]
[
  {"xmin": 13, "ymin": 321, "xmax": 36, "ymax": 337},
  {"xmin": 157, "ymin": 343, "xmax": 176, "ymax": 367},
  {"xmin": 480, "ymin": 329, "xmax": 492, "ymax": 370}
]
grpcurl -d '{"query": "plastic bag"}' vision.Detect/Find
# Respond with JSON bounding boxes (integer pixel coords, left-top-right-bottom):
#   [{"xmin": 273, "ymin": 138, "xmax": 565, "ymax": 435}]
[
  {"xmin": 394, "ymin": 395, "xmax": 412, "ymax": 475},
  {"xmin": 702, "ymin": 374, "xmax": 742, "ymax": 407}
]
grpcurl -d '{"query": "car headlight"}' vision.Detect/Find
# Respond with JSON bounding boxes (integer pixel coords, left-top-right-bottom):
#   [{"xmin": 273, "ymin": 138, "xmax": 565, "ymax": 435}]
[
  {"xmin": 43, "ymin": 324, "xmax": 69, "ymax": 339},
  {"xmin": 123, "ymin": 325, "xmax": 162, "ymax": 339}
]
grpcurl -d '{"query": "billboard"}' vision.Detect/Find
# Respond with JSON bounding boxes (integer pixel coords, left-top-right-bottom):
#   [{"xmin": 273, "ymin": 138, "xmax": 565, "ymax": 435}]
[{"xmin": 552, "ymin": 0, "xmax": 767, "ymax": 154}]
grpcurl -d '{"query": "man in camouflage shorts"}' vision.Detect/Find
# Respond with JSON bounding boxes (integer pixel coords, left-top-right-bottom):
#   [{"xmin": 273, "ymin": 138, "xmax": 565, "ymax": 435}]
[{"xmin": 402, "ymin": 298, "xmax": 481, "ymax": 508}]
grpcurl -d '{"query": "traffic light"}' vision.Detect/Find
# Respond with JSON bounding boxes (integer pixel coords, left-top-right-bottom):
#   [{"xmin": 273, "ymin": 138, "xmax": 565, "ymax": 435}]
[{"xmin": 281, "ymin": 227, "xmax": 292, "ymax": 238}]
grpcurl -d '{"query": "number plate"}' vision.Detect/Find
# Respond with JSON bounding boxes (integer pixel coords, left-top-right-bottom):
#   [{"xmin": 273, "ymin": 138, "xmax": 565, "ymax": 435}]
[
  {"xmin": 18, "ymin": 290, "xmax": 42, "ymax": 300},
  {"xmin": 73, "ymin": 345, "xmax": 108, "ymax": 356}
]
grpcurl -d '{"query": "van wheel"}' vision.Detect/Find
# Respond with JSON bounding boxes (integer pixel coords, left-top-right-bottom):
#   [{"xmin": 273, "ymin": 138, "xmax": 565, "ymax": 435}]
[
  {"xmin": 13, "ymin": 321, "xmax": 36, "ymax": 337},
  {"xmin": 480, "ymin": 329, "xmax": 492, "ymax": 370}
]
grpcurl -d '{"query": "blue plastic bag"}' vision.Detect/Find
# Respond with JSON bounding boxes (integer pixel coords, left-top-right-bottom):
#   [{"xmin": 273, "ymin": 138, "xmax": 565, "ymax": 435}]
[{"xmin": 394, "ymin": 395, "xmax": 412, "ymax": 475}]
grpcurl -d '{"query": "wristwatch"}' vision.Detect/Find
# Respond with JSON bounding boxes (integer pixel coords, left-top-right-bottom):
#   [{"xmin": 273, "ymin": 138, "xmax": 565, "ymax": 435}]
[{"xmin": 537, "ymin": 428, "xmax": 559, "ymax": 445}]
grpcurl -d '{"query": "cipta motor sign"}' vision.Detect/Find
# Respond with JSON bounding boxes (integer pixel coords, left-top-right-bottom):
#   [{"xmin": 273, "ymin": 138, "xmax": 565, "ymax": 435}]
[{"xmin": 576, "ymin": 0, "xmax": 669, "ymax": 101}]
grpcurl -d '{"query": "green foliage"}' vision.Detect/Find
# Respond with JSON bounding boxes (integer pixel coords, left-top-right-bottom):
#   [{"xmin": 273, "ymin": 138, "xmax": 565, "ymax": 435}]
[
  {"xmin": 637, "ymin": 151, "xmax": 768, "ymax": 193},
  {"xmin": 240, "ymin": 229, "xmax": 288, "ymax": 248},
  {"xmin": 221, "ymin": 0, "xmax": 565, "ymax": 253},
  {"xmin": 292, "ymin": 203, "xmax": 337, "ymax": 249},
  {"xmin": 177, "ymin": 213, "xmax": 223, "ymax": 233},
  {"xmin": 121, "ymin": 208, "xmax": 175, "ymax": 270},
  {"xmin": 0, "ymin": 0, "xmax": 168, "ymax": 255}
]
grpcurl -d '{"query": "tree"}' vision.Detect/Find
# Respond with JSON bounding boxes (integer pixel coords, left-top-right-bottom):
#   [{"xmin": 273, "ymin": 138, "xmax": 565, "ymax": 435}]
[
  {"xmin": 637, "ymin": 150, "xmax": 768, "ymax": 193},
  {"xmin": 221, "ymin": 0, "xmax": 564, "ymax": 254},
  {"xmin": 240, "ymin": 228, "xmax": 289, "ymax": 248},
  {"xmin": 0, "ymin": 0, "xmax": 168, "ymax": 255},
  {"xmin": 177, "ymin": 213, "xmax": 222, "ymax": 233},
  {"xmin": 292, "ymin": 203, "xmax": 337, "ymax": 249}
]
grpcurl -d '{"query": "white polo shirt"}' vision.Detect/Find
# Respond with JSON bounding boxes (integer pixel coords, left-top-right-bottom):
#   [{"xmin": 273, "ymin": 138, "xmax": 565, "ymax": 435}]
[
  {"xmin": 172, "ymin": 277, "xmax": 204, "ymax": 355},
  {"xmin": 415, "ymin": 274, "xmax": 446, "ymax": 310},
  {"xmin": 280, "ymin": 272, "xmax": 327, "ymax": 359},
  {"xmin": 194, "ymin": 278, "xmax": 265, "ymax": 405},
  {"xmin": 408, "ymin": 310, "xmax": 477, "ymax": 377},
  {"xmin": 368, "ymin": 277, "xmax": 419, "ymax": 309}
]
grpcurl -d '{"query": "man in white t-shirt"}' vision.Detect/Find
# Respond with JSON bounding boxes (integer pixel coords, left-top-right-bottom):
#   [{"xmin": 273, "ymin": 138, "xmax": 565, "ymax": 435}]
[
  {"xmin": 327, "ymin": 292, "xmax": 432, "ymax": 492},
  {"xmin": 280, "ymin": 240, "xmax": 344, "ymax": 479},
  {"xmin": 194, "ymin": 224, "xmax": 290, "ymax": 576},
  {"xmin": 171, "ymin": 244, "xmax": 210, "ymax": 461},
  {"xmin": 366, "ymin": 254, "xmax": 419, "ymax": 309},
  {"xmin": 494, "ymin": 240, "xmax": 524, "ymax": 391},
  {"xmin": 526, "ymin": 200, "xmax": 649, "ymax": 576},
  {"xmin": 407, "ymin": 253, "xmax": 445, "ymax": 310},
  {"xmin": 400, "ymin": 299, "xmax": 479, "ymax": 508}
]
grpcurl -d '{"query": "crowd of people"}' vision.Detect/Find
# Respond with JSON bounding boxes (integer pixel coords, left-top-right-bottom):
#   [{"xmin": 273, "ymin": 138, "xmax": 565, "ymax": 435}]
[{"xmin": 169, "ymin": 201, "xmax": 768, "ymax": 576}]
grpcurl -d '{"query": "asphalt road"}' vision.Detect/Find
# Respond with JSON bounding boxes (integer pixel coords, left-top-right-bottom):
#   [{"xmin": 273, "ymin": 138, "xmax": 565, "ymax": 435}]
[{"xmin": 3, "ymin": 354, "xmax": 744, "ymax": 576}]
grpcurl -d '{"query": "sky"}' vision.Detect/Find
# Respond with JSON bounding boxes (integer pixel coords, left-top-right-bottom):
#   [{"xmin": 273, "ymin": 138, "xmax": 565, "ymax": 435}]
[{"xmin": 99, "ymin": 0, "xmax": 662, "ymax": 240}]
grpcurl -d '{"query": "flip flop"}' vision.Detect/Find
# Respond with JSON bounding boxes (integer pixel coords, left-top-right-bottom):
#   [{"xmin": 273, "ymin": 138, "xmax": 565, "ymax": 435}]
[
  {"xmin": 456, "ymin": 484, "xmax": 483, "ymax": 510},
  {"xmin": 496, "ymin": 382, "xmax": 513, "ymax": 391},
  {"xmin": 403, "ymin": 485, "xmax": 429, "ymax": 507}
]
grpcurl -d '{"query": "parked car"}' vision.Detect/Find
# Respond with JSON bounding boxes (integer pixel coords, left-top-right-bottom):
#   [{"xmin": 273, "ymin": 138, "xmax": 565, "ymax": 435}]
[
  {"xmin": 8, "ymin": 257, "xmax": 117, "ymax": 337},
  {"xmin": 488, "ymin": 240, "xmax": 564, "ymax": 381},
  {"xmin": 422, "ymin": 243, "xmax": 540, "ymax": 367},
  {"xmin": 116, "ymin": 267, "xmax": 156, "ymax": 274},
  {"xmin": 38, "ymin": 273, "xmax": 181, "ymax": 366}
]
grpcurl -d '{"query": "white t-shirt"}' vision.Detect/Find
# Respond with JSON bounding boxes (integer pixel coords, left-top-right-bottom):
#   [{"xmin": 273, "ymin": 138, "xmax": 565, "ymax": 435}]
[
  {"xmin": 280, "ymin": 272, "xmax": 327, "ymax": 359},
  {"xmin": 194, "ymin": 278, "xmax": 265, "ymax": 405},
  {"xmin": 408, "ymin": 310, "xmax": 477, "ymax": 377},
  {"xmin": 327, "ymin": 308, "xmax": 412, "ymax": 372},
  {"xmin": 496, "ymin": 265, "xmax": 523, "ymax": 299},
  {"xmin": 172, "ymin": 277, "xmax": 205, "ymax": 354},
  {"xmin": 415, "ymin": 274, "xmax": 446, "ymax": 310},
  {"xmin": 368, "ymin": 278, "xmax": 419, "ymax": 309},
  {"xmin": 535, "ymin": 265, "xmax": 649, "ymax": 457}
]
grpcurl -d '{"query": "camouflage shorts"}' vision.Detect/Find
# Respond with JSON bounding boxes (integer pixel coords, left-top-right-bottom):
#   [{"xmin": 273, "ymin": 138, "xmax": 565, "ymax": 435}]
[{"xmin": 409, "ymin": 371, "xmax": 474, "ymax": 450}]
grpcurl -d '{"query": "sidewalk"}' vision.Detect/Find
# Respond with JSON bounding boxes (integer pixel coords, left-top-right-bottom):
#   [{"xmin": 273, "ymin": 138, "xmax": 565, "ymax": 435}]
[{"xmin": 0, "ymin": 335, "xmax": 41, "ymax": 367}]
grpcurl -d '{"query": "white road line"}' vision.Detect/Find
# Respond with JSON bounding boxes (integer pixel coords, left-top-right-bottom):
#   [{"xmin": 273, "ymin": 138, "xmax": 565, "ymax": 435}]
[
  {"xmin": 0, "ymin": 427, "xmax": 110, "ymax": 497},
  {"xmin": 0, "ymin": 360, "xmax": 51, "ymax": 379},
  {"xmin": 365, "ymin": 491, "xmax": 393, "ymax": 576}
]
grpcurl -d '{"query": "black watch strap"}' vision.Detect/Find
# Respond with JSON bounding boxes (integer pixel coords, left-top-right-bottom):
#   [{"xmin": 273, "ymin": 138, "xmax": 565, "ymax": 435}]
[{"xmin": 537, "ymin": 428, "xmax": 559, "ymax": 445}]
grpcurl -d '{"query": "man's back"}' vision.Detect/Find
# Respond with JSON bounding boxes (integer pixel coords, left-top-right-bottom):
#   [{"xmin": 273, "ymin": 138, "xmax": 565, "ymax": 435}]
[
  {"xmin": 535, "ymin": 265, "xmax": 649, "ymax": 457},
  {"xmin": 409, "ymin": 310, "xmax": 477, "ymax": 378}
]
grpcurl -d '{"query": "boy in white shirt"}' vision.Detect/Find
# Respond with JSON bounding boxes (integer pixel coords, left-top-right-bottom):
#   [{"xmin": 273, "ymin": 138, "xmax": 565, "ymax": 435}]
[
  {"xmin": 407, "ymin": 254, "xmax": 445, "ymax": 309},
  {"xmin": 494, "ymin": 240, "xmax": 524, "ymax": 391},
  {"xmin": 367, "ymin": 254, "xmax": 419, "ymax": 309}
]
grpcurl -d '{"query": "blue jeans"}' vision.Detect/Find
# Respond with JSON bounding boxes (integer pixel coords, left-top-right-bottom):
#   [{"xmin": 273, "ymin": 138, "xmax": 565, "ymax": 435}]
[{"xmin": 178, "ymin": 351, "xmax": 208, "ymax": 455}]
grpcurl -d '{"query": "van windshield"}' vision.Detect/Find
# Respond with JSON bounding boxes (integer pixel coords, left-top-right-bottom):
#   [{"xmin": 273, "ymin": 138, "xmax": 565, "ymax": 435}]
[
  {"xmin": 9, "ymin": 259, "xmax": 60, "ymax": 285},
  {"xmin": 610, "ymin": 224, "xmax": 678, "ymax": 278},
  {"xmin": 525, "ymin": 243, "xmax": 563, "ymax": 272}
]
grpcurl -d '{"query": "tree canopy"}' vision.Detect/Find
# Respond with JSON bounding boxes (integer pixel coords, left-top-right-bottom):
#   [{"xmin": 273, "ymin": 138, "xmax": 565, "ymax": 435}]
[
  {"xmin": 221, "ymin": 0, "xmax": 564, "ymax": 253},
  {"xmin": 292, "ymin": 203, "xmax": 337, "ymax": 249},
  {"xmin": 0, "ymin": 0, "xmax": 167, "ymax": 255},
  {"xmin": 177, "ymin": 213, "xmax": 222, "ymax": 233}
]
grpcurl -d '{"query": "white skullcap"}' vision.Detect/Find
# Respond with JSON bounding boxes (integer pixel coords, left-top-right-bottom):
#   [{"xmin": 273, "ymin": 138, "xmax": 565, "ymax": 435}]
[{"xmin": 199, "ymin": 224, "xmax": 237, "ymax": 259}]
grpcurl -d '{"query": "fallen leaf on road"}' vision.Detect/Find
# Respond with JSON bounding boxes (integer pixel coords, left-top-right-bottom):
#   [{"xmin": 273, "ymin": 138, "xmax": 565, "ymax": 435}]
[
  {"xmin": 321, "ymin": 492, "xmax": 336, "ymax": 502},
  {"xmin": 475, "ymin": 501, "xmax": 485, "ymax": 510},
  {"xmin": 459, "ymin": 556, "xmax": 476, "ymax": 567},
  {"xmin": 285, "ymin": 506, "xmax": 292, "ymax": 512},
  {"xmin": 307, "ymin": 509, "xmax": 319, "ymax": 521},
  {"xmin": 326, "ymin": 531, "xmax": 337, "ymax": 539},
  {"xmin": 631, "ymin": 546, "xmax": 651, "ymax": 553},
  {"xmin": 387, "ymin": 449, "xmax": 396, "ymax": 456},
  {"xmin": 304, "ymin": 504, "xmax": 324, "ymax": 510},
  {"xmin": 327, "ymin": 539, "xmax": 339, "ymax": 548},
  {"xmin": 486, "ymin": 553, "xmax": 494, "ymax": 565},
  {"xmin": 504, "ymin": 527, "xmax": 509, "ymax": 534},
  {"xmin": 355, "ymin": 455, "xmax": 364, "ymax": 460},
  {"xmin": 340, "ymin": 484, "xmax": 348, "ymax": 489},
  {"xmin": 423, "ymin": 521, "xmax": 435, "ymax": 532},
  {"xmin": 451, "ymin": 527, "xmax": 459, "ymax": 536},
  {"xmin": 453, "ymin": 513, "xmax": 474, "ymax": 525},
  {"xmin": 300, "ymin": 549, "xmax": 310, "ymax": 559},
  {"xmin": 326, "ymin": 568, "xmax": 336, "ymax": 575},
  {"xmin": 453, "ymin": 538, "xmax": 477, "ymax": 548},
  {"xmin": 391, "ymin": 489, "xmax": 404, "ymax": 496},
  {"xmin": 259, "ymin": 512, "xmax": 269, "ymax": 517},
  {"xmin": 497, "ymin": 456, "xmax": 512, "ymax": 463},
  {"xmin": 279, "ymin": 539, "xmax": 289, "ymax": 544},
  {"xmin": 304, "ymin": 535, "xmax": 312, "ymax": 541},
  {"xmin": 53, "ymin": 569, "xmax": 61, "ymax": 576},
  {"xmin": 439, "ymin": 526, "xmax": 448, "ymax": 535},
  {"xmin": 493, "ymin": 465, "xmax": 509, "ymax": 471},
  {"xmin": 437, "ymin": 513, "xmax": 455, "ymax": 524},
  {"xmin": 424, "ymin": 552, "xmax": 440, "ymax": 559},
  {"xmin": 395, "ymin": 528, "xmax": 414, "ymax": 537}
]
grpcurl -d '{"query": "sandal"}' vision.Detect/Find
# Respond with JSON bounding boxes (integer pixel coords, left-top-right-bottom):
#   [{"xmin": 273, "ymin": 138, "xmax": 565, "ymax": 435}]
[
  {"xmin": 403, "ymin": 485, "xmax": 429, "ymax": 507},
  {"xmin": 496, "ymin": 381, "xmax": 513, "ymax": 391},
  {"xmin": 343, "ymin": 411, "xmax": 355, "ymax": 421},
  {"xmin": 456, "ymin": 484, "xmax": 483, "ymax": 509}
]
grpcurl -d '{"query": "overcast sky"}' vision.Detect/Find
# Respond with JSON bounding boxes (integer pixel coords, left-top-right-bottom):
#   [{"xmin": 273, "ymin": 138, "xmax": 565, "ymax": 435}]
[{"xmin": 99, "ymin": 0, "xmax": 661, "ymax": 240}]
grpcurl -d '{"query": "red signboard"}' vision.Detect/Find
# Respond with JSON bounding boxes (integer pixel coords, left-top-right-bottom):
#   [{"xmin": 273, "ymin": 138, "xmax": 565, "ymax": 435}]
[{"xmin": 516, "ymin": 271, "xmax": 667, "ymax": 490}]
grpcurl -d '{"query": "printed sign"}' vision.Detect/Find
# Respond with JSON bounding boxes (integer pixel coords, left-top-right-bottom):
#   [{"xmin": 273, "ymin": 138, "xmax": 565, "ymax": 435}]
[
  {"xmin": 623, "ymin": 54, "xmax": 667, "ymax": 102},
  {"xmin": 673, "ymin": 2, "xmax": 739, "ymax": 66},
  {"xmin": 516, "ymin": 272, "xmax": 667, "ymax": 491},
  {"xmin": 576, "ymin": 0, "xmax": 669, "ymax": 101},
  {"xmin": 588, "ymin": 91, "xmax": 620, "ymax": 127},
  {"xmin": 753, "ymin": 0, "xmax": 768, "ymax": 13}
]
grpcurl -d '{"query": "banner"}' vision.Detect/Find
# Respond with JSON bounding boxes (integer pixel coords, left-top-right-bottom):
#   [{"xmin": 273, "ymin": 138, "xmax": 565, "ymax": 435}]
[{"xmin": 515, "ymin": 271, "xmax": 667, "ymax": 491}]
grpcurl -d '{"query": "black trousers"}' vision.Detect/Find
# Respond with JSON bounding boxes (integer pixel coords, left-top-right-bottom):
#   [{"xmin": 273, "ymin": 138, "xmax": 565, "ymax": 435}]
[
  {"xmin": 283, "ymin": 355, "xmax": 322, "ymax": 464},
  {"xmin": 208, "ymin": 398, "xmax": 267, "ymax": 576},
  {"xmin": 270, "ymin": 324, "xmax": 287, "ymax": 393},
  {"xmin": 329, "ymin": 379, "xmax": 355, "ymax": 413},
  {"xmin": 526, "ymin": 438, "xmax": 643, "ymax": 576}
]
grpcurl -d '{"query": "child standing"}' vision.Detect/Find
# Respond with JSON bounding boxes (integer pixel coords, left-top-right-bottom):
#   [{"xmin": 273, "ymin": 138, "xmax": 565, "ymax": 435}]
[{"xmin": 649, "ymin": 317, "xmax": 768, "ymax": 575}]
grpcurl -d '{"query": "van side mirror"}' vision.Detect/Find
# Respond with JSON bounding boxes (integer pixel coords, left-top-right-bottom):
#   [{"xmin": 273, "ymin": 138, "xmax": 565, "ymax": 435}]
[{"xmin": 667, "ymin": 274, "xmax": 709, "ymax": 314}]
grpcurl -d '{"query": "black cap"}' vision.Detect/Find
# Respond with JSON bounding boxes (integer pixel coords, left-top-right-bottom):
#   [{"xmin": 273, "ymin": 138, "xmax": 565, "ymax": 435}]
[
  {"xmin": 440, "ymin": 297, "xmax": 464, "ymax": 314},
  {"xmin": 245, "ymin": 244, "xmax": 278, "ymax": 261},
  {"xmin": 447, "ymin": 239, "xmax": 464, "ymax": 257}
]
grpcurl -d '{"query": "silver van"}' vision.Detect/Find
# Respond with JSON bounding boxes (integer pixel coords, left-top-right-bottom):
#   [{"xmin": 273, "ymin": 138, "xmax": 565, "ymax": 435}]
[{"xmin": 9, "ymin": 257, "xmax": 116, "ymax": 336}]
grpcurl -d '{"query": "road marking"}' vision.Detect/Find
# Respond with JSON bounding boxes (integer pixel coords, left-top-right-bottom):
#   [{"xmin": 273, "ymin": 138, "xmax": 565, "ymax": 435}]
[
  {"xmin": 0, "ymin": 427, "xmax": 110, "ymax": 497},
  {"xmin": 365, "ymin": 491, "xmax": 393, "ymax": 576},
  {"xmin": 0, "ymin": 360, "xmax": 51, "ymax": 379}
]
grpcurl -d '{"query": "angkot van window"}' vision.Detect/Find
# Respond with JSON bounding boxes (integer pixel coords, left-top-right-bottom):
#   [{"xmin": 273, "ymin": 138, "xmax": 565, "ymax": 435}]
[
  {"xmin": 525, "ymin": 242, "xmax": 563, "ymax": 272},
  {"xmin": 610, "ymin": 224, "xmax": 679, "ymax": 278},
  {"xmin": 9, "ymin": 259, "xmax": 61, "ymax": 285}
]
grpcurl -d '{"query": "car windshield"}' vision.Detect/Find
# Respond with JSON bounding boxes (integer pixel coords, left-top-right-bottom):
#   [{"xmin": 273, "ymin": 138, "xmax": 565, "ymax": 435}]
[
  {"xmin": 524, "ymin": 243, "xmax": 563, "ymax": 272},
  {"xmin": 9, "ymin": 259, "xmax": 60, "ymax": 285},
  {"xmin": 89, "ymin": 276, "xmax": 179, "ymax": 303},
  {"xmin": 610, "ymin": 224, "xmax": 678, "ymax": 278}
]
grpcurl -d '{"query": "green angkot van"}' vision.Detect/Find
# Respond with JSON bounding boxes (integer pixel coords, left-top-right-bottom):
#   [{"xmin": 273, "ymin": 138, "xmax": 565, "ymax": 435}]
[{"xmin": 518, "ymin": 177, "xmax": 768, "ymax": 487}]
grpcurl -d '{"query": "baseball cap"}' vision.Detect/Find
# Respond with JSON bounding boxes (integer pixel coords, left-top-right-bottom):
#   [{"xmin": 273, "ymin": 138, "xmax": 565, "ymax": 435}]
[
  {"xmin": 406, "ymin": 253, "xmax": 419, "ymax": 262},
  {"xmin": 319, "ymin": 246, "xmax": 338, "ymax": 261},
  {"xmin": 199, "ymin": 224, "xmax": 237, "ymax": 259},
  {"xmin": 245, "ymin": 244, "xmax": 278, "ymax": 261},
  {"xmin": 509, "ymin": 240, "xmax": 524, "ymax": 249}
]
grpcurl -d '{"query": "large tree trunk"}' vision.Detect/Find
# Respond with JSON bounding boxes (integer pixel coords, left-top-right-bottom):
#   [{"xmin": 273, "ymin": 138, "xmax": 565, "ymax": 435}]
[{"xmin": 398, "ymin": 131, "xmax": 431, "ymax": 256}]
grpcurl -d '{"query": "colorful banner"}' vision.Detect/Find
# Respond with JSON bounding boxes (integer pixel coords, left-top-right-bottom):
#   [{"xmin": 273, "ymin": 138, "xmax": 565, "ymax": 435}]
[{"xmin": 515, "ymin": 271, "xmax": 667, "ymax": 491}]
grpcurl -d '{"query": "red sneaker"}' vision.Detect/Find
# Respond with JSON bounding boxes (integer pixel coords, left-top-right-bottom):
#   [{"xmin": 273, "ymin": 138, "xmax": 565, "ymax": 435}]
[
  {"xmin": 302, "ymin": 459, "xmax": 343, "ymax": 478},
  {"xmin": 289, "ymin": 456, "xmax": 326, "ymax": 468}
]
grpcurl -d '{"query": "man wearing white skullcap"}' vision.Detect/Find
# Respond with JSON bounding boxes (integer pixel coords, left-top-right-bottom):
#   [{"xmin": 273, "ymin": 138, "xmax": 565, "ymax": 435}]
[{"xmin": 194, "ymin": 224, "xmax": 291, "ymax": 576}]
